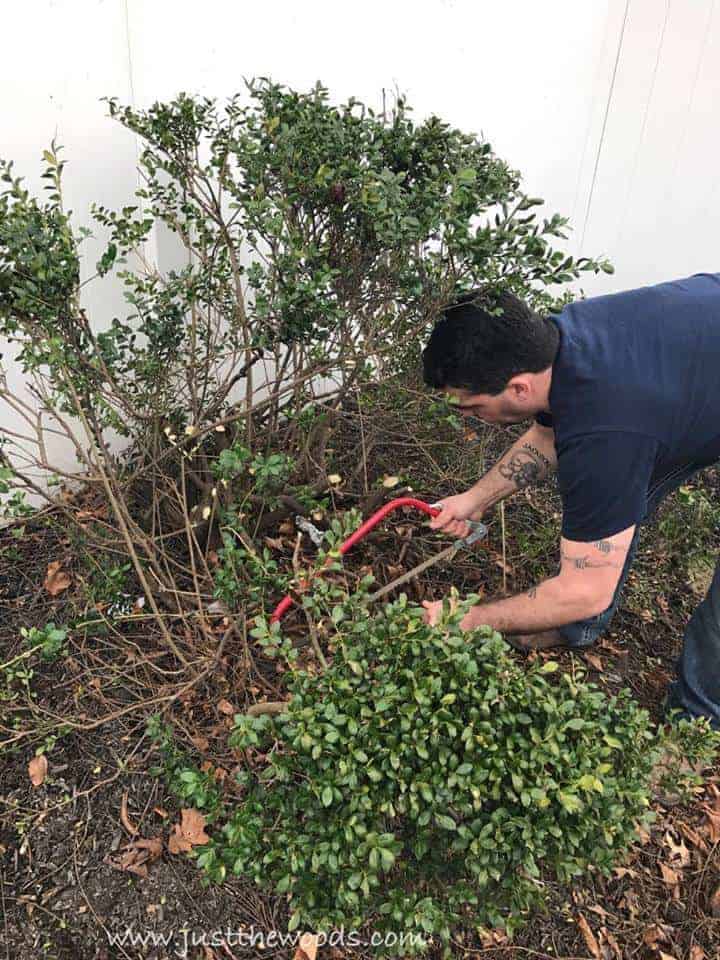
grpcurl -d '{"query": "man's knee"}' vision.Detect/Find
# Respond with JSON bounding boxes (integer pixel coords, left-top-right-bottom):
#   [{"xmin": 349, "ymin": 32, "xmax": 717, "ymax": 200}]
[{"xmin": 558, "ymin": 605, "xmax": 614, "ymax": 649}]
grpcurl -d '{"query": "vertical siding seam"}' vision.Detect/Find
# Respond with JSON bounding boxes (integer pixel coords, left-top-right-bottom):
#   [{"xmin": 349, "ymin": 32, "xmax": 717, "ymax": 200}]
[
  {"xmin": 614, "ymin": 0, "xmax": 670, "ymax": 248},
  {"xmin": 666, "ymin": 0, "xmax": 716, "ymax": 208},
  {"xmin": 579, "ymin": 0, "xmax": 631, "ymax": 252}
]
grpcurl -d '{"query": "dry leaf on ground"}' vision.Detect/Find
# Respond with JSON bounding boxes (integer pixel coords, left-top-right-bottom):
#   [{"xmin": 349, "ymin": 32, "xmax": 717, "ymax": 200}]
[
  {"xmin": 217, "ymin": 698, "xmax": 235, "ymax": 716},
  {"xmin": 28, "ymin": 754, "xmax": 48, "ymax": 787},
  {"xmin": 583, "ymin": 652, "xmax": 604, "ymax": 672},
  {"xmin": 576, "ymin": 914, "xmax": 601, "ymax": 959},
  {"xmin": 293, "ymin": 932, "xmax": 319, "ymax": 960},
  {"xmin": 43, "ymin": 560, "xmax": 71, "ymax": 596},
  {"xmin": 678, "ymin": 821, "xmax": 709, "ymax": 853},
  {"xmin": 168, "ymin": 808, "xmax": 210, "ymax": 855},
  {"xmin": 103, "ymin": 836, "xmax": 162, "ymax": 879}
]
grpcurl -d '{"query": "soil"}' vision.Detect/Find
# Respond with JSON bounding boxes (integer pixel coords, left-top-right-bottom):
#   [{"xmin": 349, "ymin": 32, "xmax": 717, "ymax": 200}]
[{"xmin": 2, "ymin": 382, "xmax": 720, "ymax": 959}]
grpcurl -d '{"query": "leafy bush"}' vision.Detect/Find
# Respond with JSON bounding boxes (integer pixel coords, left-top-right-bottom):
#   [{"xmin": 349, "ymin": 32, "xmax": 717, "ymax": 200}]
[
  {"xmin": 0, "ymin": 78, "xmax": 612, "ymax": 660},
  {"xmin": 193, "ymin": 591, "xmax": 665, "ymax": 951}
]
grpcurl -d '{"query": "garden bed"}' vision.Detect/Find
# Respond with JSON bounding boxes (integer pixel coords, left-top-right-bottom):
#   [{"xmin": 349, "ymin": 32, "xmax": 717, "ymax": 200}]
[{"xmin": 2, "ymin": 379, "xmax": 720, "ymax": 959}]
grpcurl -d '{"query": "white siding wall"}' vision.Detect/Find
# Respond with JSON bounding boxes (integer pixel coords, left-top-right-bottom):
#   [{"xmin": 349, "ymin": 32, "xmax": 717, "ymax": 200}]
[{"xmin": 1, "ymin": 0, "xmax": 719, "ymax": 480}]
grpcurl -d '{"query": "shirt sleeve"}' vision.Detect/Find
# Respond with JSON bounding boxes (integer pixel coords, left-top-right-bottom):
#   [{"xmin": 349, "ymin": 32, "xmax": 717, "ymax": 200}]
[{"xmin": 557, "ymin": 432, "xmax": 660, "ymax": 542}]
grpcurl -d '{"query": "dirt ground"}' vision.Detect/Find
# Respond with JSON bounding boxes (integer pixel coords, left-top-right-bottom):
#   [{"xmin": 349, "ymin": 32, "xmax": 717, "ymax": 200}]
[{"xmin": 2, "ymin": 385, "xmax": 720, "ymax": 959}]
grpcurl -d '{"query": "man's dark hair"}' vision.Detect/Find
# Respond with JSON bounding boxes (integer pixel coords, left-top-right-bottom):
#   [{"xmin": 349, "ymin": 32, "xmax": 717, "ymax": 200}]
[{"xmin": 422, "ymin": 288, "xmax": 559, "ymax": 395}]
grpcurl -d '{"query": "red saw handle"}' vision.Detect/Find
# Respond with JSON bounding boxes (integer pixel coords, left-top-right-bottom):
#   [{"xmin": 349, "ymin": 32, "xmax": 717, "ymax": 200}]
[{"xmin": 269, "ymin": 497, "xmax": 441, "ymax": 623}]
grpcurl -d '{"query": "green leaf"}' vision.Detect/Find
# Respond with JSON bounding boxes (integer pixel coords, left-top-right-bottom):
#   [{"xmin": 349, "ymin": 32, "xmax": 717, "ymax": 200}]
[
  {"xmin": 380, "ymin": 848, "xmax": 395, "ymax": 871},
  {"xmin": 558, "ymin": 791, "xmax": 583, "ymax": 814},
  {"xmin": 435, "ymin": 814, "xmax": 456, "ymax": 831},
  {"xmin": 321, "ymin": 786, "xmax": 333, "ymax": 806}
]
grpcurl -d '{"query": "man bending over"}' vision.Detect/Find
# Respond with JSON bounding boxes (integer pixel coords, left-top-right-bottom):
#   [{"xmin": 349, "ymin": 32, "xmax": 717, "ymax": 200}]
[{"xmin": 420, "ymin": 274, "xmax": 720, "ymax": 728}]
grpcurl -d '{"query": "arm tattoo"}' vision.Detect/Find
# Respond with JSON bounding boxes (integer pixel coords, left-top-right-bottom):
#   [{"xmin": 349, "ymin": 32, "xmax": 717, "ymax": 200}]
[
  {"xmin": 593, "ymin": 539, "xmax": 624, "ymax": 554},
  {"xmin": 561, "ymin": 550, "xmax": 622, "ymax": 570},
  {"xmin": 497, "ymin": 443, "xmax": 551, "ymax": 490}
]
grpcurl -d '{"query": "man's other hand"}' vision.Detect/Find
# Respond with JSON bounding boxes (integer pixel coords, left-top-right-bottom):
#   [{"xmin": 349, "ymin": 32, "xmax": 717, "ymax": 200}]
[
  {"xmin": 421, "ymin": 599, "xmax": 443, "ymax": 626},
  {"xmin": 422, "ymin": 598, "xmax": 477, "ymax": 630}
]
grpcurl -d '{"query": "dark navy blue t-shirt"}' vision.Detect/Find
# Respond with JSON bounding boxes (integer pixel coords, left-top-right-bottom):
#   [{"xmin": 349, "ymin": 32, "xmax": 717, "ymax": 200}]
[{"xmin": 535, "ymin": 273, "xmax": 720, "ymax": 541}]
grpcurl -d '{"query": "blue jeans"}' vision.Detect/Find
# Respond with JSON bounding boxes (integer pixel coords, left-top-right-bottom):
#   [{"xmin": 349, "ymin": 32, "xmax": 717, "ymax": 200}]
[{"xmin": 558, "ymin": 460, "xmax": 720, "ymax": 728}]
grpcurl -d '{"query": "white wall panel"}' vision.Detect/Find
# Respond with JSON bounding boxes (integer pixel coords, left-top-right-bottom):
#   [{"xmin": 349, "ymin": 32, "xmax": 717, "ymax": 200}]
[{"xmin": 2, "ymin": 0, "xmax": 720, "ymax": 484}]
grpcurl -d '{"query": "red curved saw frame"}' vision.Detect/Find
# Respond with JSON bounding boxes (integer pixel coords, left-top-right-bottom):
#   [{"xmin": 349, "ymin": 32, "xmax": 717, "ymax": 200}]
[{"xmin": 269, "ymin": 497, "xmax": 441, "ymax": 623}]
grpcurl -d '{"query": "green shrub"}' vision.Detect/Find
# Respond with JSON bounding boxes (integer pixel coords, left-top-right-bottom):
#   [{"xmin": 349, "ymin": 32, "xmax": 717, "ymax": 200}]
[{"xmin": 196, "ymin": 591, "xmax": 664, "ymax": 952}]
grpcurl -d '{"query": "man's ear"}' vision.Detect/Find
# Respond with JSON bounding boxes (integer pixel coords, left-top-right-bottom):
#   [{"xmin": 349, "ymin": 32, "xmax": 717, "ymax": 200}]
[{"xmin": 507, "ymin": 374, "xmax": 532, "ymax": 401}]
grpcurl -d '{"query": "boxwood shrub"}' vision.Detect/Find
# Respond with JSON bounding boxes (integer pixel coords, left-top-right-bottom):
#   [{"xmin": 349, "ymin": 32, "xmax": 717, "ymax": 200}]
[{"xmin": 196, "ymin": 590, "xmax": 664, "ymax": 952}]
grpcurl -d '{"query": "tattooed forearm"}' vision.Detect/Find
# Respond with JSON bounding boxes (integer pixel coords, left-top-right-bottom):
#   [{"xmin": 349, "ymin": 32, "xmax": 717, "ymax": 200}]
[
  {"xmin": 561, "ymin": 551, "xmax": 622, "ymax": 570},
  {"xmin": 497, "ymin": 443, "xmax": 552, "ymax": 489}
]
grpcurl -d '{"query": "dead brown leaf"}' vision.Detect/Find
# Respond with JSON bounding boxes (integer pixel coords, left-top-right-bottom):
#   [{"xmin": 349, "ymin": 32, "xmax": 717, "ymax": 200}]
[
  {"xmin": 689, "ymin": 946, "xmax": 707, "ymax": 960},
  {"xmin": 598, "ymin": 638, "xmax": 627, "ymax": 656},
  {"xmin": 217, "ymin": 698, "xmax": 235, "ymax": 716},
  {"xmin": 576, "ymin": 914, "xmax": 601, "ymax": 959},
  {"xmin": 28, "ymin": 754, "xmax": 48, "ymax": 787},
  {"xmin": 103, "ymin": 835, "xmax": 162, "ymax": 879},
  {"xmin": 43, "ymin": 560, "xmax": 71, "ymax": 596},
  {"xmin": 643, "ymin": 924, "xmax": 670, "ymax": 948},
  {"xmin": 264, "ymin": 536, "xmax": 284, "ymax": 551},
  {"xmin": 583, "ymin": 652, "xmax": 604, "ymax": 672},
  {"xmin": 191, "ymin": 735, "xmax": 210, "ymax": 753},
  {"xmin": 168, "ymin": 808, "xmax": 210, "ymax": 855},
  {"xmin": 587, "ymin": 903, "xmax": 609, "ymax": 920},
  {"xmin": 659, "ymin": 862, "xmax": 680, "ymax": 887},
  {"xmin": 678, "ymin": 821, "xmax": 709, "ymax": 853},
  {"xmin": 293, "ymin": 932, "xmax": 319, "ymax": 960}
]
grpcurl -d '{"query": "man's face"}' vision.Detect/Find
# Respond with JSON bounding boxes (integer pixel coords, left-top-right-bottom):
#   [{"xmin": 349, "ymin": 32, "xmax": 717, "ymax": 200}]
[{"xmin": 444, "ymin": 385, "xmax": 528, "ymax": 425}]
